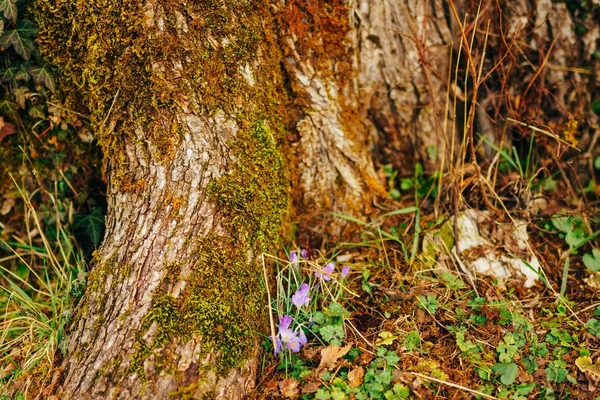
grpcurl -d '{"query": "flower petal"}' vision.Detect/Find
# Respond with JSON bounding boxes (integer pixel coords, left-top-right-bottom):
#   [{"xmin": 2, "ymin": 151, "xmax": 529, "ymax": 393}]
[
  {"xmin": 341, "ymin": 265, "xmax": 350, "ymax": 278},
  {"xmin": 279, "ymin": 315, "xmax": 293, "ymax": 330}
]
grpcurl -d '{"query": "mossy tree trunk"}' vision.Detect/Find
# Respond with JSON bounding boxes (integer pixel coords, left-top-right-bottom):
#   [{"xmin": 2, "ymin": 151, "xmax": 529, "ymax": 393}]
[
  {"xmin": 34, "ymin": 1, "xmax": 294, "ymax": 398},
  {"xmin": 31, "ymin": 0, "xmax": 600, "ymax": 398}
]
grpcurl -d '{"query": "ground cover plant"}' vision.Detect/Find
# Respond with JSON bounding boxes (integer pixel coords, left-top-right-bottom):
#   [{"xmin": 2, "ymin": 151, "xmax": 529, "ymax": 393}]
[{"xmin": 0, "ymin": 0, "xmax": 599, "ymax": 398}]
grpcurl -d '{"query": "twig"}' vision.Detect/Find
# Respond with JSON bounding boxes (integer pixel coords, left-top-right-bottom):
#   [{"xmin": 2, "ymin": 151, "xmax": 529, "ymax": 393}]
[
  {"xmin": 101, "ymin": 89, "xmax": 120, "ymax": 129},
  {"xmin": 408, "ymin": 372, "xmax": 500, "ymax": 399},
  {"xmin": 261, "ymin": 254, "xmax": 277, "ymax": 354}
]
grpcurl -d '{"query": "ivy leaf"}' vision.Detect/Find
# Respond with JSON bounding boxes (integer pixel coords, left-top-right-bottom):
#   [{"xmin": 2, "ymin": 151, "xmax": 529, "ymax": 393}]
[
  {"xmin": 0, "ymin": 99, "xmax": 21, "ymax": 125},
  {"xmin": 583, "ymin": 248, "xmax": 600, "ymax": 272},
  {"xmin": 29, "ymin": 64, "xmax": 55, "ymax": 92},
  {"xmin": 0, "ymin": 20, "xmax": 37, "ymax": 60},
  {"xmin": 28, "ymin": 104, "xmax": 45, "ymax": 119},
  {"xmin": 0, "ymin": 0, "xmax": 18, "ymax": 24},
  {"xmin": 15, "ymin": 63, "xmax": 30, "ymax": 82},
  {"xmin": 491, "ymin": 362, "xmax": 518, "ymax": 385},
  {"xmin": 0, "ymin": 66, "xmax": 17, "ymax": 85},
  {"xmin": 11, "ymin": 85, "xmax": 28, "ymax": 108},
  {"xmin": 73, "ymin": 207, "xmax": 105, "ymax": 247}
]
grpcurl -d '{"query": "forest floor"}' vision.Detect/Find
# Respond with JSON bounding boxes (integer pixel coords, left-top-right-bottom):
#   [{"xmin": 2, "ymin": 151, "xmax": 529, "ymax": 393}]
[{"xmin": 252, "ymin": 191, "xmax": 600, "ymax": 399}]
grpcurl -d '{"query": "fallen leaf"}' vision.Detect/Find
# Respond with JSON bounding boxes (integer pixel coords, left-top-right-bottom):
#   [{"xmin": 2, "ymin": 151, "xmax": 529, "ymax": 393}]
[
  {"xmin": 301, "ymin": 381, "xmax": 320, "ymax": 394},
  {"xmin": 347, "ymin": 366, "xmax": 364, "ymax": 388},
  {"xmin": 0, "ymin": 197, "xmax": 15, "ymax": 215},
  {"xmin": 576, "ymin": 356, "xmax": 600, "ymax": 380},
  {"xmin": 0, "ymin": 117, "xmax": 16, "ymax": 142},
  {"xmin": 376, "ymin": 331, "xmax": 399, "ymax": 347},
  {"xmin": 318, "ymin": 344, "xmax": 352, "ymax": 371},
  {"xmin": 279, "ymin": 378, "xmax": 299, "ymax": 398}
]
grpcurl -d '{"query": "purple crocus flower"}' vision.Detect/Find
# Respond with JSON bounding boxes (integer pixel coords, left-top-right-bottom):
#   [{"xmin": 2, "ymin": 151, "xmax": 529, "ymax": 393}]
[
  {"xmin": 291, "ymin": 283, "xmax": 311, "ymax": 308},
  {"xmin": 341, "ymin": 265, "xmax": 350, "ymax": 278},
  {"xmin": 315, "ymin": 262, "xmax": 335, "ymax": 281},
  {"xmin": 279, "ymin": 315, "xmax": 293, "ymax": 330},
  {"xmin": 301, "ymin": 248, "xmax": 310, "ymax": 259},
  {"xmin": 274, "ymin": 315, "xmax": 309, "ymax": 355},
  {"xmin": 286, "ymin": 328, "xmax": 308, "ymax": 353},
  {"xmin": 274, "ymin": 336, "xmax": 283, "ymax": 356},
  {"xmin": 289, "ymin": 251, "xmax": 299, "ymax": 263}
]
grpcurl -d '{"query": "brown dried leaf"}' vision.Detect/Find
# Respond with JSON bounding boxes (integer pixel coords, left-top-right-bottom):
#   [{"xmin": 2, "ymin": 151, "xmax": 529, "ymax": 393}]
[
  {"xmin": 318, "ymin": 344, "xmax": 352, "ymax": 371},
  {"xmin": 279, "ymin": 378, "xmax": 299, "ymax": 398},
  {"xmin": 0, "ymin": 197, "xmax": 16, "ymax": 215},
  {"xmin": 347, "ymin": 366, "xmax": 365, "ymax": 388},
  {"xmin": 0, "ymin": 117, "xmax": 16, "ymax": 142},
  {"xmin": 301, "ymin": 381, "xmax": 320, "ymax": 394}
]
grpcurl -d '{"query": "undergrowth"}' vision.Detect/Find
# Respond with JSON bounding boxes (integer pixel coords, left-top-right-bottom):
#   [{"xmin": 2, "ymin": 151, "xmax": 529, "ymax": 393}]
[
  {"xmin": 253, "ymin": 1, "xmax": 600, "ymax": 398},
  {"xmin": 0, "ymin": 178, "xmax": 87, "ymax": 397}
]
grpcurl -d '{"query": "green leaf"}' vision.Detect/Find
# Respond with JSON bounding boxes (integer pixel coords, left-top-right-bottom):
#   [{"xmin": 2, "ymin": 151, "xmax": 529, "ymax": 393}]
[
  {"xmin": 0, "ymin": 0, "xmax": 18, "ymax": 23},
  {"xmin": 515, "ymin": 382, "xmax": 536, "ymax": 396},
  {"xmin": 402, "ymin": 331, "xmax": 420, "ymax": 352},
  {"xmin": 15, "ymin": 64, "xmax": 30, "ymax": 82},
  {"xmin": 376, "ymin": 331, "xmax": 398, "ymax": 347},
  {"xmin": 15, "ymin": 19, "xmax": 37, "ymax": 36},
  {"xmin": 381, "ymin": 206, "xmax": 418, "ymax": 217},
  {"xmin": 0, "ymin": 21, "xmax": 36, "ymax": 59},
  {"xmin": 384, "ymin": 383, "xmax": 410, "ymax": 400},
  {"xmin": 583, "ymin": 248, "xmax": 600, "ymax": 271},
  {"xmin": 594, "ymin": 155, "xmax": 600, "ymax": 170},
  {"xmin": 331, "ymin": 212, "xmax": 367, "ymax": 226},
  {"xmin": 586, "ymin": 318, "xmax": 600, "ymax": 339},
  {"xmin": 315, "ymin": 388, "xmax": 331, "ymax": 400},
  {"xmin": 28, "ymin": 104, "xmax": 45, "ymax": 119},
  {"xmin": 28, "ymin": 64, "xmax": 55, "ymax": 93},
  {"xmin": 73, "ymin": 207, "xmax": 105, "ymax": 247},
  {"xmin": 318, "ymin": 324, "xmax": 344, "ymax": 345},
  {"xmin": 592, "ymin": 100, "xmax": 600, "ymax": 115},
  {"xmin": 491, "ymin": 362, "xmax": 518, "ymax": 385},
  {"xmin": 0, "ymin": 66, "xmax": 17, "ymax": 85},
  {"xmin": 417, "ymin": 295, "xmax": 438, "ymax": 314},
  {"xmin": 0, "ymin": 98, "xmax": 21, "ymax": 125},
  {"xmin": 545, "ymin": 359, "xmax": 569, "ymax": 383},
  {"xmin": 497, "ymin": 333, "xmax": 519, "ymax": 363}
]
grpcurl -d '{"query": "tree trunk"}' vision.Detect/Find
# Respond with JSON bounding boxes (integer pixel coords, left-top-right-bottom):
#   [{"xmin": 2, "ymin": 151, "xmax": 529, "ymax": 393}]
[
  {"xmin": 34, "ymin": 1, "xmax": 293, "ymax": 398},
  {"xmin": 29, "ymin": 0, "xmax": 597, "ymax": 398}
]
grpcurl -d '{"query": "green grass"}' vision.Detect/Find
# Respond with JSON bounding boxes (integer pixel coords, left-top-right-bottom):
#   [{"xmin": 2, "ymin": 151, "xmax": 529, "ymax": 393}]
[{"xmin": 0, "ymin": 177, "xmax": 86, "ymax": 396}]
